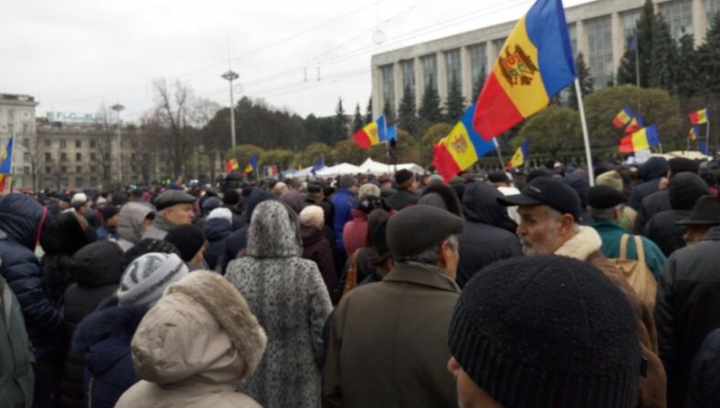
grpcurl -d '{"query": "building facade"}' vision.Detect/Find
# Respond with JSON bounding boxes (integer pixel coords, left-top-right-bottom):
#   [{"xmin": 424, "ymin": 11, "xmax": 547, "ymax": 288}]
[
  {"xmin": 0, "ymin": 94, "xmax": 39, "ymax": 190},
  {"xmin": 371, "ymin": 0, "xmax": 718, "ymax": 118}
]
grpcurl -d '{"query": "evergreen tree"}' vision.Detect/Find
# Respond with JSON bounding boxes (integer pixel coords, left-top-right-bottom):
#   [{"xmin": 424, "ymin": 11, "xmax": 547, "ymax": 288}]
[
  {"xmin": 617, "ymin": 0, "xmax": 654, "ymax": 87},
  {"xmin": 698, "ymin": 12, "xmax": 720, "ymax": 95},
  {"xmin": 332, "ymin": 98, "xmax": 347, "ymax": 144},
  {"xmin": 444, "ymin": 76, "xmax": 466, "ymax": 123},
  {"xmin": 352, "ymin": 103, "xmax": 364, "ymax": 133},
  {"xmin": 418, "ymin": 82, "xmax": 442, "ymax": 125},
  {"xmin": 676, "ymin": 33, "xmax": 700, "ymax": 98},
  {"xmin": 568, "ymin": 52, "xmax": 594, "ymax": 109},
  {"xmin": 383, "ymin": 99, "xmax": 395, "ymax": 123},
  {"xmin": 398, "ymin": 84, "xmax": 419, "ymax": 139},
  {"xmin": 365, "ymin": 97, "xmax": 373, "ymax": 123},
  {"xmin": 472, "ymin": 66, "xmax": 487, "ymax": 101},
  {"xmin": 648, "ymin": 14, "xmax": 678, "ymax": 93}
]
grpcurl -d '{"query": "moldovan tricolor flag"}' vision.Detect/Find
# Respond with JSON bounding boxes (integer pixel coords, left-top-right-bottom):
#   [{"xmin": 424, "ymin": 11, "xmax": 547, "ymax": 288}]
[
  {"xmin": 0, "ymin": 174, "xmax": 6, "ymax": 193},
  {"xmin": 624, "ymin": 115, "xmax": 643, "ymax": 133},
  {"xmin": 613, "ymin": 106, "xmax": 634, "ymax": 128},
  {"xmin": 353, "ymin": 115, "xmax": 387, "ymax": 149},
  {"xmin": 473, "ymin": 0, "xmax": 576, "ymax": 140},
  {"xmin": 244, "ymin": 154, "xmax": 258, "ymax": 175},
  {"xmin": 433, "ymin": 103, "xmax": 496, "ymax": 182},
  {"xmin": 0, "ymin": 138, "xmax": 13, "ymax": 174},
  {"xmin": 689, "ymin": 108, "xmax": 709, "ymax": 125},
  {"xmin": 618, "ymin": 125, "xmax": 660, "ymax": 153},
  {"xmin": 507, "ymin": 141, "xmax": 529, "ymax": 170},
  {"xmin": 688, "ymin": 125, "xmax": 700, "ymax": 141},
  {"xmin": 225, "ymin": 158, "xmax": 239, "ymax": 173}
]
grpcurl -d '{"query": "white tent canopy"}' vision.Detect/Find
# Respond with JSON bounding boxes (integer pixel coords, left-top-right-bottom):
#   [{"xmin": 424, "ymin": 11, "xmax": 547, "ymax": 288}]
[
  {"xmin": 315, "ymin": 163, "xmax": 362, "ymax": 177},
  {"xmin": 358, "ymin": 158, "xmax": 424, "ymax": 175}
]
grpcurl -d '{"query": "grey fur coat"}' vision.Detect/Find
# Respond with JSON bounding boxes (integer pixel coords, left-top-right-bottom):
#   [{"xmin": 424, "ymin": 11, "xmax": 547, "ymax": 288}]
[{"xmin": 226, "ymin": 200, "xmax": 333, "ymax": 408}]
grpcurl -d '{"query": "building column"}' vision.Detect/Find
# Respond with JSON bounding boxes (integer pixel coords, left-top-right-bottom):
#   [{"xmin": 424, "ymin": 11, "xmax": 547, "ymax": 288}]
[
  {"xmin": 414, "ymin": 57, "xmax": 423, "ymax": 110},
  {"xmin": 485, "ymin": 40, "xmax": 494, "ymax": 76},
  {"xmin": 611, "ymin": 12, "xmax": 623, "ymax": 82},
  {"xmin": 393, "ymin": 62, "xmax": 403, "ymax": 116},
  {"xmin": 693, "ymin": 0, "xmax": 707, "ymax": 45},
  {"xmin": 576, "ymin": 20, "xmax": 589, "ymax": 60},
  {"xmin": 461, "ymin": 46, "xmax": 473, "ymax": 101},
  {"xmin": 437, "ymin": 51, "xmax": 448, "ymax": 103},
  {"xmin": 371, "ymin": 67, "xmax": 383, "ymax": 119}
]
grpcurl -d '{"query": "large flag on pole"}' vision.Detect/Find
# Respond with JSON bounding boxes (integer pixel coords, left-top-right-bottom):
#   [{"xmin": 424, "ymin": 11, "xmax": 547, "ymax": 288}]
[
  {"xmin": 0, "ymin": 138, "xmax": 13, "ymax": 174},
  {"xmin": 353, "ymin": 115, "xmax": 387, "ymax": 148},
  {"xmin": 618, "ymin": 125, "xmax": 660, "ymax": 153},
  {"xmin": 244, "ymin": 154, "xmax": 258, "ymax": 175},
  {"xmin": 612, "ymin": 106, "xmax": 634, "ymax": 128},
  {"xmin": 689, "ymin": 108, "xmax": 709, "ymax": 125},
  {"xmin": 433, "ymin": 103, "xmax": 496, "ymax": 182},
  {"xmin": 473, "ymin": 0, "xmax": 576, "ymax": 140},
  {"xmin": 225, "ymin": 158, "xmax": 239, "ymax": 173},
  {"xmin": 624, "ymin": 115, "xmax": 643, "ymax": 134}
]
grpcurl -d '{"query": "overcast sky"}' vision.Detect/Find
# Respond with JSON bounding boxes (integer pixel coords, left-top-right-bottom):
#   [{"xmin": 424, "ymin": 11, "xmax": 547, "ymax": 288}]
[{"xmin": 0, "ymin": 0, "xmax": 592, "ymax": 121}]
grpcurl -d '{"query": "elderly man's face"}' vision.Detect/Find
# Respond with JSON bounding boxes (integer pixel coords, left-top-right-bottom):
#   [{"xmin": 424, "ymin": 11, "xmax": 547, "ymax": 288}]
[
  {"xmin": 516, "ymin": 205, "xmax": 565, "ymax": 255},
  {"xmin": 163, "ymin": 203, "xmax": 195, "ymax": 225}
]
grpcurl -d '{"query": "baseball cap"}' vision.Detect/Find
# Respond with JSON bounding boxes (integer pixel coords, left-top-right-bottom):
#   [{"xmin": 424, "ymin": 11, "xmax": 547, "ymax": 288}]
[{"xmin": 497, "ymin": 177, "xmax": 582, "ymax": 222}]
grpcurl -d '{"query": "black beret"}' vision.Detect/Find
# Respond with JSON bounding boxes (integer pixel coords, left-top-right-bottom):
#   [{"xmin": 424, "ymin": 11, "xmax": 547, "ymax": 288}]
[
  {"xmin": 668, "ymin": 157, "xmax": 699, "ymax": 175},
  {"xmin": 387, "ymin": 205, "xmax": 464, "ymax": 256},
  {"xmin": 487, "ymin": 171, "xmax": 509, "ymax": 183},
  {"xmin": 155, "ymin": 190, "xmax": 197, "ymax": 211},
  {"xmin": 395, "ymin": 169, "xmax": 414, "ymax": 185},
  {"xmin": 587, "ymin": 185, "xmax": 627, "ymax": 209}
]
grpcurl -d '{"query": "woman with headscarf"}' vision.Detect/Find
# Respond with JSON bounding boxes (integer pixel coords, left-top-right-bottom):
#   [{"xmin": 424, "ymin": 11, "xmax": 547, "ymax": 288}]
[{"xmin": 225, "ymin": 201, "xmax": 332, "ymax": 408}]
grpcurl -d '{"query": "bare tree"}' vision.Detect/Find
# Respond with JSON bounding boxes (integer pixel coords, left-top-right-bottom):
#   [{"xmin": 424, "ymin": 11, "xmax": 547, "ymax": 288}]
[
  {"xmin": 152, "ymin": 78, "xmax": 195, "ymax": 179},
  {"xmin": 92, "ymin": 104, "xmax": 116, "ymax": 183},
  {"xmin": 26, "ymin": 136, "xmax": 47, "ymax": 192}
]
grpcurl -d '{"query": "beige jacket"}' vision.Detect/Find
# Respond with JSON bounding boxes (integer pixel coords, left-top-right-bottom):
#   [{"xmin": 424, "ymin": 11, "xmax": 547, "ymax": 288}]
[{"xmin": 115, "ymin": 271, "xmax": 267, "ymax": 408}]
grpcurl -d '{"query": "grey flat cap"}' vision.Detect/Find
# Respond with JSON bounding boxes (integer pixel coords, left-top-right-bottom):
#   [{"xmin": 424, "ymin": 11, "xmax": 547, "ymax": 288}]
[
  {"xmin": 387, "ymin": 205, "xmax": 464, "ymax": 257},
  {"xmin": 155, "ymin": 190, "xmax": 197, "ymax": 211}
]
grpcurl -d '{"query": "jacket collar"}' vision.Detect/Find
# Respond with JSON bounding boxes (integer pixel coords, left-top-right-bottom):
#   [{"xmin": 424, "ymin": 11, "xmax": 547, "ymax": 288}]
[
  {"xmin": 702, "ymin": 226, "xmax": 720, "ymax": 241},
  {"xmin": 152, "ymin": 213, "xmax": 176, "ymax": 232},
  {"xmin": 555, "ymin": 226, "xmax": 603, "ymax": 261},
  {"xmin": 383, "ymin": 262, "xmax": 460, "ymax": 293},
  {"xmin": 592, "ymin": 219, "xmax": 628, "ymax": 233}
]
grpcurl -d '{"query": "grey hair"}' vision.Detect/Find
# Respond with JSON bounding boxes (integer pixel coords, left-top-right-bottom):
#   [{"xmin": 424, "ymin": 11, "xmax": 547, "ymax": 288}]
[
  {"xmin": 395, "ymin": 235, "xmax": 458, "ymax": 265},
  {"xmin": 546, "ymin": 207, "xmax": 581, "ymax": 233},
  {"xmin": 588, "ymin": 205, "xmax": 623, "ymax": 221}
]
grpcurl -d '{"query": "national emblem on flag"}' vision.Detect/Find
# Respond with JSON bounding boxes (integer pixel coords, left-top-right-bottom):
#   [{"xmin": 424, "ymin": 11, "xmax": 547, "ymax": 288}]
[
  {"xmin": 507, "ymin": 141, "xmax": 529, "ymax": 170},
  {"xmin": 613, "ymin": 106, "xmax": 634, "ymax": 128},
  {"xmin": 688, "ymin": 125, "xmax": 700, "ymax": 142},
  {"xmin": 689, "ymin": 108, "xmax": 709, "ymax": 125}
]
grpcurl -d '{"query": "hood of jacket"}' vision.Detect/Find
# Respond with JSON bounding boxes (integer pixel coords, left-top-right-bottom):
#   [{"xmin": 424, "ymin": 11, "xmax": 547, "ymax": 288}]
[
  {"xmin": 130, "ymin": 272, "xmax": 266, "ymax": 386},
  {"xmin": 462, "ymin": 182, "xmax": 517, "ymax": 233},
  {"xmin": 554, "ymin": 226, "xmax": 603, "ymax": 261},
  {"xmin": 203, "ymin": 217, "xmax": 232, "ymax": 242},
  {"xmin": 638, "ymin": 157, "xmax": 668, "ymax": 182},
  {"xmin": 245, "ymin": 190, "xmax": 276, "ymax": 222},
  {"xmin": 118, "ymin": 202, "xmax": 154, "ymax": 245},
  {"xmin": 280, "ymin": 190, "xmax": 304, "ymax": 215},
  {"xmin": 420, "ymin": 184, "xmax": 463, "ymax": 217},
  {"xmin": 0, "ymin": 193, "xmax": 47, "ymax": 250},
  {"xmin": 73, "ymin": 241, "xmax": 125, "ymax": 287},
  {"xmin": 247, "ymin": 200, "xmax": 303, "ymax": 258},
  {"xmin": 72, "ymin": 296, "xmax": 148, "ymax": 375},
  {"xmin": 669, "ymin": 172, "xmax": 709, "ymax": 210},
  {"xmin": 40, "ymin": 211, "xmax": 96, "ymax": 256}
]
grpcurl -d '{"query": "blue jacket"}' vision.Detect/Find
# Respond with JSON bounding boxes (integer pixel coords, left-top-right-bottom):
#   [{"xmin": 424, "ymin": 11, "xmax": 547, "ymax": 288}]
[
  {"xmin": 95, "ymin": 225, "xmax": 119, "ymax": 242},
  {"xmin": 331, "ymin": 189, "xmax": 357, "ymax": 251},
  {"xmin": 72, "ymin": 297, "xmax": 146, "ymax": 408},
  {"xmin": 203, "ymin": 218, "xmax": 232, "ymax": 271},
  {"xmin": 0, "ymin": 194, "xmax": 64, "ymax": 361},
  {"xmin": 592, "ymin": 220, "xmax": 666, "ymax": 278}
]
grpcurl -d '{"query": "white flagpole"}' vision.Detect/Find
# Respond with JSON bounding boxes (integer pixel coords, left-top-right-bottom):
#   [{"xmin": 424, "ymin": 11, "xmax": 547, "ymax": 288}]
[
  {"xmin": 574, "ymin": 78, "xmax": 595, "ymax": 186},
  {"xmin": 9, "ymin": 130, "xmax": 16, "ymax": 193},
  {"xmin": 492, "ymin": 138, "xmax": 506, "ymax": 169}
]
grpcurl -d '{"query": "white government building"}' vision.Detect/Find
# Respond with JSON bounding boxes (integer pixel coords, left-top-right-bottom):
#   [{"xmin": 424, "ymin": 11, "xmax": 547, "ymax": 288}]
[{"xmin": 371, "ymin": 0, "xmax": 717, "ymax": 118}]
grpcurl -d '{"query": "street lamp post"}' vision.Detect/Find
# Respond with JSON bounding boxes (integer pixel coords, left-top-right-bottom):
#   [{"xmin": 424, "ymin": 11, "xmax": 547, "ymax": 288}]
[
  {"xmin": 111, "ymin": 104, "xmax": 124, "ymax": 184},
  {"xmin": 221, "ymin": 70, "xmax": 239, "ymax": 149}
]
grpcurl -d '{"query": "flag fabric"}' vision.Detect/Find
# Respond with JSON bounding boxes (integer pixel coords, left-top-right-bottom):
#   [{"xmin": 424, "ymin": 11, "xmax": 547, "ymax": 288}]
[
  {"xmin": 0, "ymin": 174, "xmax": 6, "ymax": 193},
  {"xmin": 0, "ymin": 138, "xmax": 13, "ymax": 174},
  {"xmin": 689, "ymin": 108, "xmax": 709, "ymax": 125},
  {"xmin": 700, "ymin": 141, "xmax": 710, "ymax": 155},
  {"xmin": 244, "ymin": 154, "xmax": 258, "ymax": 175},
  {"xmin": 311, "ymin": 156, "xmax": 325, "ymax": 175},
  {"xmin": 624, "ymin": 115, "xmax": 643, "ymax": 134},
  {"xmin": 263, "ymin": 165, "xmax": 278, "ymax": 178},
  {"xmin": 507, "ymin": 141, "xmax": 529, "ymax": 170},
  {"xmin": 688, "ymin": 125, "xmax": 700, "ymax": 141},
  {"xmin": 386, "ymin": 124, "xmax": 397, "ymax": 142},
  {"xmin": 618, "ymin": 125, "xmax": 660, "ymax": 153},
  {"xmin": 433, "ymin": 103, "xmax": 497, "ymax": 181},
  {"xmin": 613, "ymin": 106, "xmax": 634, "ymax": 128},
  {"xmin": 225, "ymin": 158, "xmax": 239, "ymax": 173},
  {"xmin": 353, "ymin": 115, "xmax": 387, "ymax": 148},
  {"xmin": 627, "ymin": 36, "xmax": 637, "ymax": 52},
  {"xmin": 473, "ymin": 0, "xmax": 576, "ymax": 140}
]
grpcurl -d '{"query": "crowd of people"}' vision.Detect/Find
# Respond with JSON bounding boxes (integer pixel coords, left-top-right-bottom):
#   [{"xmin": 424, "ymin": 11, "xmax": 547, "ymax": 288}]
[{"xmin": 1, "ymin": 156, "xmax": 720, "ymax": 408}]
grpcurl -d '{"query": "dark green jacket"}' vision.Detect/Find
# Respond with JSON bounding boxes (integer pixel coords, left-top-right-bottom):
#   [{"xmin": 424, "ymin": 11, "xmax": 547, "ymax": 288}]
[
  {"xmin": 0, "ymin": 275, "xmax": 34, "ymax": 408},
  {"xmin": 592, "ymin": 220, "xmax": 666, "ymax": 278}
]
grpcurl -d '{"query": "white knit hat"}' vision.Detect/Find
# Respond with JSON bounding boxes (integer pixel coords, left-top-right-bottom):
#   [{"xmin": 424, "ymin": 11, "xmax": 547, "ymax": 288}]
[
  {"xmin": 71, "ymin": 193, "xmax": 88, "ymax": 205},
  {"xmin": 118, "ymin": 253, "xmax": 188, "ymax": 307},
  {"xmin": 96, "ymin": 197, "xmax": 107, "ymax": 205},
  {"xmin": 207, "ymin": 207, "xmax": 232, "ymax": 224},
  {"xmin": 299, "ymin": 205, "xmax": 324, "ymax": 228}
]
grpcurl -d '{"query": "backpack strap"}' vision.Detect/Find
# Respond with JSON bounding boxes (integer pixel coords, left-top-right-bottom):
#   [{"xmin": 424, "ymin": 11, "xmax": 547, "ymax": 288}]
[
  {"xmin": 634, "ymin": 235, "xmax": 646, "ymax": 265},
  {"xmin": 619, "ymin": 234, "xmax": 630, "ymax": 259}
]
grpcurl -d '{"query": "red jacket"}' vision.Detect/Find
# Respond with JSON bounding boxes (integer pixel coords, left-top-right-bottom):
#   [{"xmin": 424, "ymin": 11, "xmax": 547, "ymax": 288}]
[{"xmin": 342, "ymin": 210, "xmax": 369, "ymax": 257}]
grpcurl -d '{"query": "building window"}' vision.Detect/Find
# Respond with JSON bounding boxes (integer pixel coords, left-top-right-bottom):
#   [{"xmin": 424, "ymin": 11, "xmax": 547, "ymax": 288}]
[
  {"xmin": 44, "ymin": 139, "xmax": 50, "ymax": 147},
  {"xmin": 660, "ymin": 0, "xmax": 692, "ymax": 41},
  {"xmin": 60, "ymin": 139, "xmax": 67, "ymax": 148},
  {"xmin": 708, "ymin": 0, "xmax": 720, "ymax": 24},
  {"xmin": 400, "ymin": 60, "xmax": 415, "ymax": 98},
  {"xmin": 89, "ymin": 140, "xmax": 96, "ymax": 148},
  {"xmin": 75, "ymin": 140, "xmax": 81, "ymax": 148},
  {"xmin": 586, "ymin": 16, "xmax": 614, "ymax": 88},
  {"xmin": 76, "ymin": 166, "xmax": 82, "ymax": 173},
  {"xmin": 445, "ymin": 48, "xmax": 462, "ymax": 91},
  {"xmin": 23, "ymin": 152, "xmax": 30, "ymax": 161},
  {"xmin": 567, "ymin": 24, "xmax": 577, "ymax": 56},
  {"xmin": 45, "ymin": 152, "xmax": 52, "ymax": 161},
  {"xmin": 492, "ymin": 38, "xmax": 507, "ymax": 57},
  {"xmin": 104, "ymin": 152, "xmax": 110, "ymax": 161},
  {"xmin": 75, "ymin": 177, "xmax": 84, "ymax": 187},
  {"xmin": 381, "ymin": 64, "xmax": 395, "ymax": 114},
  {"xmin": 90, "ymin": 152, "xmax": 97, "ymax": 161},
  {"xmin": 8, "ymin": 124, "xmax": 13, "ymax": 135},
  {"xmin": 45, "ymin": 166, "xmax": 51, "ymax": 174},
  {"xmin": 90, "ymin": 165, "xmax": 97, "ymax": 173},
  {"xmin": 23, "ymin": 166, "xmax": 29, "ymax": 175},
  {"xmin": 60, "ymin": 166, "xmax": 67, "ymax": 174},
  {"xmin": 131, "ymin": 153, "xmax": 137, "ymax": 161},
  {"xmin": 76, "ymin": 152, "xmax": 82, "ymax": 161},
  {"xmin": 22, "ymin": 138, "xmax": 28, "ymax": 148},
  {"xmin": 622, "ymin": 9, "xmax": 642, "ymax": 44},
  {"xmin": 421, "ymin": 54, "xmax": 437, "ymax": 92},
  {"xmin": 469, "ymin": 43, "xmax": 488, "ymax": 90},
  {"xmin": 22, "ymin": 124, "xmax": 28, "ymax": 134},
  {"xmin": 60, "ymin": 152, "xmax": 68, "ymax": 162},
  {"xmin": 7, "ymin": 110, "xmax": 13, "ymax": 121},
  {"xmin": 90, "ymin": 177, "xmax": 98, "ymax": 186}
]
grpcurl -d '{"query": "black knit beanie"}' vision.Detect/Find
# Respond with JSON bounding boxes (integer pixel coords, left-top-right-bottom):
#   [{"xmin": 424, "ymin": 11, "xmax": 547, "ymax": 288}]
[
  {"xmin": 121, "ymin": 238, "xmax": 181, "ymax": 271},
  {"xmin": 448, "ymin": 255, "xmax": 641, "ymax": 408},
  {"xmin": 164, "ymin": 225, "xmax": 206, "ymax": 262}
]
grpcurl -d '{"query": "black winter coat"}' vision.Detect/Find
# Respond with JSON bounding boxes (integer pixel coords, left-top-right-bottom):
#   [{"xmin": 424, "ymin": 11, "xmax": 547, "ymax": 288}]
[
  {"xmin": 301, "ymin": 224, "xmax": 338, "ymax": 304},
  {"xmin": 457, "ymin": 182, "xmax": 522, "ymax": 288},
  {"xmin": 0, "ymin": 194, "xmax": 64, "ymax": 361},
  {"xmin": 688, "ymin": 328, "xmax": 720, "ymax": 408},
  {"xmin": 628, "ymin": 157, "xmax": 669, "ymax": 210},
  {"xmin": 385, "ymin": 189, "xmax": 418, "ymax": 211},
  {"xmin": 203, "ymin": 217, "xmax": 232, "ymax": 271},
  {"xmin": 656, "ymin": 227, "xmax": 720, "ymax": 408},
  {"xmin": 635, "ymin": 189, "xmax": 671, "ymax": 233},
  {"xmin": 61, "ymin": 241, "xmax": 124, "ymax": 408}
]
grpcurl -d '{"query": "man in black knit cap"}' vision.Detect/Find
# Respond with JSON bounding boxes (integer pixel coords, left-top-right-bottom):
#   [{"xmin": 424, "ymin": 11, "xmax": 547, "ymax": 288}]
[
  {"xmin": 385, "ymin": 169, "xmax": 419, "ymax": 210},
  {"xmin": 447, "ymin": 256, "xmax": 642, "ymax": 408}
]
